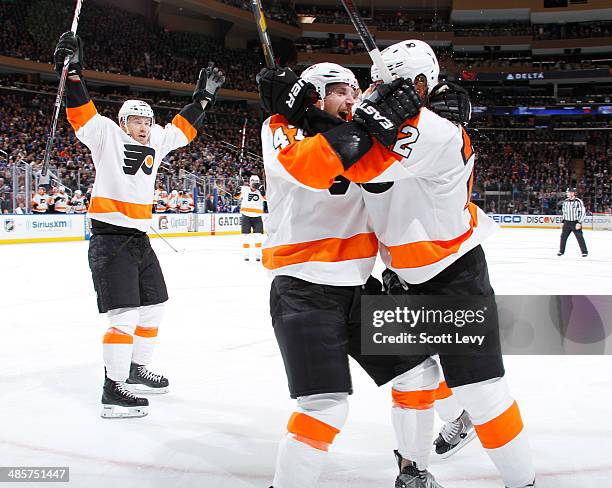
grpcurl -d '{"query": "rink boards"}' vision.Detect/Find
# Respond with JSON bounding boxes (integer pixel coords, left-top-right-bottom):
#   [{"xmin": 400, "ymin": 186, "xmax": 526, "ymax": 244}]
[
  {"xmin": 0, "ymin": 213, "xmax": 242, "ymax": 244},
  {"xmin": 0, "ymin": 212, "xmax": 604, "ymax": 244}
]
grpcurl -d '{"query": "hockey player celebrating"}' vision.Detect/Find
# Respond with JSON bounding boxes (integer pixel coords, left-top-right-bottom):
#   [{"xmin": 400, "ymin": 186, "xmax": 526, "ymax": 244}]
[
  {"xmin": 348, "ymin": 40, "xmax": 536, "ymax": 488},
  {"xmin": 50, "ymin": 185, "xmax": 69, "ymax": 213},
  {"xmin": 53, "ymin": 31, "xmax": 225, "ymax": 418},
  {"xmin": 237, "ymin": 174, "xmax": 265, "ymax": 261},
  {"xmin": 257, "ymin": 62, "xmax": 426, "ymax": 488},
  {"xmin": 70, "ymin": 190, "xmax": 88, "ymax": 214}
]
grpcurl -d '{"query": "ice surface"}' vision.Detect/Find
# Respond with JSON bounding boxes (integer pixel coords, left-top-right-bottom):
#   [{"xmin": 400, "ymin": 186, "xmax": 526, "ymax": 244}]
[{"xmin": 1, "ymin": 228, "xmax": 611, "ymax": 487}]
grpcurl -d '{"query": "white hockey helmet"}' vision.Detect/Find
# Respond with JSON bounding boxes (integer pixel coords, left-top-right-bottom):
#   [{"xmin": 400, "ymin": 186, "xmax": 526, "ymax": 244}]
[
  {"xmin": 74, "ymin": 190, "xmax": 82, "ymax": 196},
  {"xmin": 249, "ymin": 174, "xmax": 260, "ymax": 184},
  {"xmin": 118, "ymin": 100, "xmax": 155, "ymax": 126},
  {"xmin": 371, "ymin": 40, "xmax": 440, "ymax": 94},
  {"xmin": 58, "ymin": 185, "xmax": 65, "ymax": 192},
  {"xmin": 300, "ymin": 62, "xmax": 359, "ymax": 103}
]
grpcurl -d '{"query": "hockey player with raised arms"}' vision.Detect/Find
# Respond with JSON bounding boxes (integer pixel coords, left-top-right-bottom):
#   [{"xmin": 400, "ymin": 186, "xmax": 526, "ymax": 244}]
[
  {"xmin": 53, "ymin": 32, "xmax": 225, "ymax": 418},
  {"xmin": 257, "ymin": 63, "xmax": 441, "ymax": 488}
]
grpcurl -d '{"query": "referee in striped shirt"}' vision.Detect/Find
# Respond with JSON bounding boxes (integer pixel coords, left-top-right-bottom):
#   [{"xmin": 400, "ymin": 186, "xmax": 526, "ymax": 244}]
[{"xmin": 558, "ymin": 187, "xmax": 588, "ymax": 257}]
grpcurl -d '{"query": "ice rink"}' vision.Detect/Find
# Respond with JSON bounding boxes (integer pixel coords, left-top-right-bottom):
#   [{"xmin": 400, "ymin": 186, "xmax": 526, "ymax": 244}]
[{"xmin": 2, "ymin": 228, "xmax": 612, "ymax": 488}]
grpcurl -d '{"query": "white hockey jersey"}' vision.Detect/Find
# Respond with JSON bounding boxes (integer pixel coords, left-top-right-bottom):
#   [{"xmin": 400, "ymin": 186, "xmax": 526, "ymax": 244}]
[
  {"xmin": 238, "ymin": 186, "xmax": 265, "ymax": 217},
  {"xmin": 177, "ymin": 195, "xmax": 194, "ymax": 213},
  {"xmin": 32, "ymin": 193, "xmax": 49, "ymax": 213},
  {"xmin": 261, "ymin": 114, "xmax": 377, "ymax": 286},
  {"xmin": 67, "ymin": 101, "xmax": 194, "ymax": 232},
  {"xmin": 70, "ymin": 196, "xmax": 88, "ymax": 213},
  {"xmin": 52, "ymin": 192, "xmax": 69, "ymax": 213},
  {"xmin": 343, "ymin": 108, "xmax": 497, "ymax": 284}
]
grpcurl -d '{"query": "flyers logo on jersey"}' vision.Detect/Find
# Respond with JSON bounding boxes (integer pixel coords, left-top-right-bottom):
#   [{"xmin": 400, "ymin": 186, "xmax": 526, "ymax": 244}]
[{"xmin": 122, "ymin": 145, "xmax": 156, "ymax": 176}]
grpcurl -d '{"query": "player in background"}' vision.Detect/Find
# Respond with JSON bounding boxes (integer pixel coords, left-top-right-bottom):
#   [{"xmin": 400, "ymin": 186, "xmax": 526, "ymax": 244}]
[
  {"xmin": 177, "ymin": 190, "xmax": 195, "ymax": 213},
  {"xmin": 347, "ymin": 40, "xmax": 535, "ymax": 488},
  {"xmin": 51, "ymin": 185, "xmax": 69, "ymax": 213},
  {"xmin": 258, "ymin": 62, "xmax": 426, "ymax": 488},
  {"xmin": 167, "ymin": 189, "xmax": 179, "ymax": 213},
  {"xmin": 558, "ymin": 187, "xmax": 588, "ymax": 257},
  {"xmin": 53, "ymin": 31, "xmax": 225, "ymax": 418},
  {"xmin": 32, "ymin": 186, "xmax": 49, "ymax": 214},
  {"xmin": 70, "ymin": 189, "xmax": 88, "ymax": 214},
  {"xmin": 155, "ymin": 190, "xmax": 169, "ymax": 213},
  {"xmin": 238, "ymin": 174, "xmax": 265, "ymax": 261}
]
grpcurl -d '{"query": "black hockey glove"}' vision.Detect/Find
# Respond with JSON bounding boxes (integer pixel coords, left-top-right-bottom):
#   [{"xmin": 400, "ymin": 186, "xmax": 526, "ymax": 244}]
[
  {"xmin": 54, "ymin": 31, "xmax": 83, "ymax": 76},
  {"xmin": 193, "ymin": 62, "xmax": 226, "ymax": 107},
  {"xmin": 353, "ymin": 78, "xmax": 422, "ymax": 148},
  {"xmin": 301, "ymin": 105, "xmax": 344, "ymax": 136},
  {"xmin": 362, "ymin": 275, "xmax": 383, "ymax": 295},
  {"xmin": 429, "ymin": 82, "xmax": 472, "ymax": 127},
  {"xmin": 256, "ymin": 67, "xmax": 318, "ymax": 125},
  {"xmin": 382, "ymin": 268, "xmax": 408, "ymax": 295}
]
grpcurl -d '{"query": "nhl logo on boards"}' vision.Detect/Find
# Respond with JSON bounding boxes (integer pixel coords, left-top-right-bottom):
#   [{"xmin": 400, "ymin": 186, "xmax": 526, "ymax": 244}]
[{"xmin": 4, "ymin": 219, "xmax": 15, "ymax": 232}]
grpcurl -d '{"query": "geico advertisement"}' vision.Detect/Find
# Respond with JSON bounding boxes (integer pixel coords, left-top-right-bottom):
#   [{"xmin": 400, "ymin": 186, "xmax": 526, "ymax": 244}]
[
  {"xmin": 152, "ymin": 214, "xmax": 212, "ymax": 234},
  {"xmin": 490, "ymin": 214, "xmax": 596, "ymax": 228},
  {"xmin": 0, "ymin": 215, "xmax": 85, "ymax": 240}
]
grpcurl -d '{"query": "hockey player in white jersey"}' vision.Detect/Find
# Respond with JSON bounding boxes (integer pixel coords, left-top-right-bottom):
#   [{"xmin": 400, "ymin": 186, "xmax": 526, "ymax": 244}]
[
  {"xmin": 346, "ymin": 40, "xmax": 536, "ymax": 488},
  {"xmin": 32, "ymin": 186, "xmax": 49, "ymax": 214},
  {"xmin": 257, "ymin": 63, "xmax": 426, "ymax": 488},
  {"xmin": 50, "ymin": 186, "xmax": 69, "ymax": 213},
  {"xmin": 70, "ymin": 190, "xmax": 88, "ymax": 214},
  {"xmin": 53, "ymin": 31, "xmax": 225, "ymax": 418},
  {"xmin": 238, "ymin": 174, "xmax": 265, "ymax": 261}
]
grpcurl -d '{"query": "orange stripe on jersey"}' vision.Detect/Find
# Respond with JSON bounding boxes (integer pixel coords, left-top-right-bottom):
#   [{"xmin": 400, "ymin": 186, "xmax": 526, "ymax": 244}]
[
  {"xmin": 103, "ymin": 327, "xmax": 133, "ymax": 344},
  {"xmin": 475, "ymin": 401, "xmax": 524, "ymax": 449},
  {"xmin": 172, "ymin": 114, "xmax": 197, "ymax": 142},
  {"xmin": 434, "ymin": 381, "xmax": 453, "ymax": 400},
  {"xmin": 287, "ymin": 412, "xmax": 340, "ymax": 445},
  {"xmin": 461, "ymin": 127, "xmax": 474, "ymax": 163},
  {"xmin": 262, "ymin": 232, "xmax": 378, "ymax": 270},
  {"xmin": 134, "ymin": 326, "xmax": 158, "ymax": 338},
  {"xmin": 67, "ymin": 100, "xmax": 97, "ymax": 132},
  {"xmin": 240, "ymin": 207, "xmax": 263, "ymax": 214},
  {"xmin": 388, "ymin": 203, "xmax": 479, "ymax": 269},
  {"xmin": 89, "ymin": 196, "xmax": 153, "ymax": 220},
  {"xmin": 270, "ymin": 115, "xmax": 344, "ymax": 189},
  {"xmin": 342, "ymin": 112, "xmax": 419, "ymax": 183},
  {"xmin": 392, "ymin": 388, "xmax": 435, "ymax": 410}
]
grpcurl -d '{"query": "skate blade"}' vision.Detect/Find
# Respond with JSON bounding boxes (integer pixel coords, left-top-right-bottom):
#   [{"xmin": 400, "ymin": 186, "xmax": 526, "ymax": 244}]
[
  {"xmin": 101, "ymin": 404, "xmax": 148, "ymax": 419},
  {"xmin": 438, "ymin": 429, "xmax": 477, "ymax": 459},
  {"xmin": 125, "ymin": 383, "xmax": 169, "ymax": 395}
]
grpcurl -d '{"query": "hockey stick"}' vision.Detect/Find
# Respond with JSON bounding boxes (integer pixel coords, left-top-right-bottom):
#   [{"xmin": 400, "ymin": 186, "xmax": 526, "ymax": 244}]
[
  {"xmin": 149, "ymin": 225, "xmax": 180, "ymax": 253},
  {"xmin": 250, "ymin": 0, "xmax": 276, "ymax": 68},
  {"xmin": 41, "ymin": 0, "xmax": 84, "ymax": 177},
  {"xmin": 339, "ymin": 0, "xmax": 392, "ymax": 83}
]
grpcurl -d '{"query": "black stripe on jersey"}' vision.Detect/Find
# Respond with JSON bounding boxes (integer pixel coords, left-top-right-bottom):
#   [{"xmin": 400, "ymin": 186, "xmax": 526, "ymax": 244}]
[
  {"xmin": 177, "ymin": 102, "xmax": 206, "ymax": 131},
  {"xmin": 65, "ymin": 78, "xmax": 91, "ymax": 108}
]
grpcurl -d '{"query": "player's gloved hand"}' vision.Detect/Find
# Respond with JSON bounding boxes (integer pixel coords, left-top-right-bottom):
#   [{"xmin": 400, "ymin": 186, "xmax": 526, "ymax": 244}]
[
  {"xmin": 382, "ymin": 268, "xmax": 408, "ymax": 295},
  {"xmin": 302, "ymin": 105, "xmax": 344, "ymax": 136},
  {"xmin": 256, "ymin": 67, "xmax": 318, "ymax": 125},
  {"xmin": 353, "ymin": 77, "xmax": 422, "ymax": 148},
  {"xmin": 54, "ymin": 31, "xmax": 83, "ymax": 76},
  {"xmin": 193, "ymin": 62, "xmax": 225, "ymax": 107},
  {"xmin": 429, "ymin": 82, "xmax": 472, "ymax": 126},
  {"xmin": 362, "ymin": 275, "xmax": 383, "ymax": 295}
]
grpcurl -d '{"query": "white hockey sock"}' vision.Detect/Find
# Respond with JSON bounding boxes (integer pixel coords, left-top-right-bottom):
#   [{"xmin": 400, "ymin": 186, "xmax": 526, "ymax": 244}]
[
  {"xmin": 453, "ymin": 377, "xmax": 536, "ymax": 487},
  {"xmin": 103, "ymin": 326, "xmax": 134, "ymax": 381},
  {"xmin": 132, "ymin": 304, "xmax": 165, "ymax": 366},
  {"xmin": 131, "ymin": 327, "xmax": 158, "ymax": 365},
  {"xmin": 272, "ymin": 434, "xmax": 328, "ymax": 488},
  {"xmin": 434, "ymin": 381, "xmax": 463, "ymax": 422}
]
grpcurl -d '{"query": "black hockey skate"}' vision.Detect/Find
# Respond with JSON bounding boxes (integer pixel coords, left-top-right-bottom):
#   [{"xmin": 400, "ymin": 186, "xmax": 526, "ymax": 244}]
[
  {"xmin": 507, "ymin": 481, "xmax": 535, "ymax": 488},
  {"xmin": 101, "ymin": 376, "xmax": 148, "ymax": 418},
  {"xmin": 433, "ymin": 410, "xmax": 476, "ymax": 459},
  {"xmin": 394, "ymin": 450, "xmax": 445, "ymax": 488},
  {"xmin": 126, "ymin": 363, "xmax": 169, "ymax": 394}
]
